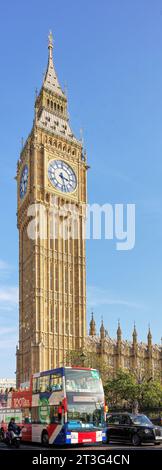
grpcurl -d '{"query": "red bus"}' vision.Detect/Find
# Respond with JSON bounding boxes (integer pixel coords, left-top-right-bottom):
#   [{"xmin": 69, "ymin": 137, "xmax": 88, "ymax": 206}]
[{"xmin": 5, "ymin": 367, "xmax": 106, "ymax": 445}]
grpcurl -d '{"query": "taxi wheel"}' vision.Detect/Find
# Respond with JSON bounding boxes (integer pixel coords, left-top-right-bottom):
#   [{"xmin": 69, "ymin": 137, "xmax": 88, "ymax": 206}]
[
  {"xmin": 131, "ymin": 433, "xmax": 141, "ymax": 446},
  {"xmin": 154, "ymin": 442, "xmax": 161, "ymax": 446}
]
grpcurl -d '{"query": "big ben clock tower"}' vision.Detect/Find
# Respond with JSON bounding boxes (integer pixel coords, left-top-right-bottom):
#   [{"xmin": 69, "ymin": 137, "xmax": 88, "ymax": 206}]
[{"xmin": 16, "ymin": 33, "xmax": 87, "ymax": 386}]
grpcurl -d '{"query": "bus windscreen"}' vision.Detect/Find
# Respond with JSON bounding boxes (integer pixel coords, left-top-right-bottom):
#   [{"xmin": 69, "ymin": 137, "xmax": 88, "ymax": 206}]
[{"xmin": 65, "ymin": 368, "xmax": 103, "ymax": 394}]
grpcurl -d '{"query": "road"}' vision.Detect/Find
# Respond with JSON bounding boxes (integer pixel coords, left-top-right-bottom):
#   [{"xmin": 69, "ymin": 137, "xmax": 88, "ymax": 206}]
[{"xmin": 0, "ymin": 441, "xmax": 162, "ymax": 451}]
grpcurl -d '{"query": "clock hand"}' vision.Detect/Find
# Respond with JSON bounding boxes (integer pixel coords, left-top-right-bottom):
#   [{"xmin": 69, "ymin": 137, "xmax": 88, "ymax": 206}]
[
  {"xmin": 59, "ymin": 172, "xmax": 69, "ymax": 183},
  {"xmin": 59, "ymin": 172, "xmax": 64, "ymax": 181}
]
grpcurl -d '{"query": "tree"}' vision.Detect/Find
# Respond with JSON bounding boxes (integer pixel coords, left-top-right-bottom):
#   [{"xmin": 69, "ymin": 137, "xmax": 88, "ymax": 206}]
[
  {"xmin": 65, "ymin": 349, "xmax": 111, "ymax": 385},
  {"xmin": 104, "ymin": 369, "xmax": 162, "ymax": 411},
  {"xmin": 138, "ymin": 380, "xmax": 162, "ymax": 408},
  {"xmin": 104, "ymin": 370, "xmax": 138, "ymax": 408}
]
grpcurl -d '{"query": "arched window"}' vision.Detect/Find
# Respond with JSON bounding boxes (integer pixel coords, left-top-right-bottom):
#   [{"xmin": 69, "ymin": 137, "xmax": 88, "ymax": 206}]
[
  {"xmin": 54, "ymin": 102, "xmax": 56, "ymax": 110},
  {"xmin": 51, "ymin": 101, "xmax": 53, "ymax": 109},
  {"xmin": 61, "ymin": 106, "xmax": 63, "ymax": 113},
  {"xmin": 47, "ymin": 99, "xmax": 49, "ymax": 107},
  {"xmin": 57, "ymin": 104, "xmax": 60, "ymax": 111}
]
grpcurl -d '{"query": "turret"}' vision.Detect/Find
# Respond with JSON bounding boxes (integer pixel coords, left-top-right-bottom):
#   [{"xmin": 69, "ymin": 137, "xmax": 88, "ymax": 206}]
[
  {"xmin": 132, "ymin": 322, "xmax": 137, "ymax": 348},
  {"xmin": 147, "ymin": 326, "xmax": 152, "ymax": 351},
  {"xmin": 132, "ymin": 322, "xmax": 138, "ymax": 369},
  {"xmin": 100, "ymin": 319, "xmax": 105, "ymax": 340},
  {"xmin": 116, "ymin": 320, "xmax": 122, "ymax": 368},
  {"xmin": 117, "ymin": 320, "xmax": 122, "ymax": 342},
  {"xmin": 89, "ymin": 312, "xmax": 96, "ymax": 336},
  {"xmin": 147, "ymin": 326, "xmax": 153, "ymax": 379}
]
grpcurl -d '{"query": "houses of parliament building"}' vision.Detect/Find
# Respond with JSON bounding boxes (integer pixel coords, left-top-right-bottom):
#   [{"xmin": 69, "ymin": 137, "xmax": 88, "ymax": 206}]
[
  {"xmin": 87, "ymin": 315, "xmax": 162, "ymax": 382},
  {"xmin": 16, "ymin": 33, "xmax": 162, "ymax": 386}
]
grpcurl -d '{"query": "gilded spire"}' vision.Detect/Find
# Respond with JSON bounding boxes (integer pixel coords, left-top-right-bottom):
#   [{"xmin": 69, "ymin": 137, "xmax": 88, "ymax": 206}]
[
  {"xmin": 36, "ymin": 33, "xmax": 78, "ymax": 143},
  {"xmin": 43, "ymin": 31, "xmax": 64, "ymax": 96},
  {"xmin": 48, "ymin": 30, "xmax": 53, "ymax": 58}
]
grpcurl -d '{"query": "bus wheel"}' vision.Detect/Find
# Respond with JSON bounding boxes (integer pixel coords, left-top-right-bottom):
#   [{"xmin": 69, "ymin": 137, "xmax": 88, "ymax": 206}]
[{"xmin": 42, "ymin": 431, "xmax": 49, "ymax": 446}]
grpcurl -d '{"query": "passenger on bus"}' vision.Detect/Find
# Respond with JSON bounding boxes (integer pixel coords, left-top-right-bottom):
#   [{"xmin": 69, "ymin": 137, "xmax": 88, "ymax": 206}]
[
  {"xmin": 58, "ymin": 402, "xmax": 64, "ymax": 423},
  {"xmin": 66, "ymin": 379, "xmax": 76, "ymax": 391},
  {"xmin": 80, "ymin": 378, "xmax": 88, "ymax": 390},
  {"xmin": 66, "ymin": 380, "xmax": 71, "ymax": 391}
]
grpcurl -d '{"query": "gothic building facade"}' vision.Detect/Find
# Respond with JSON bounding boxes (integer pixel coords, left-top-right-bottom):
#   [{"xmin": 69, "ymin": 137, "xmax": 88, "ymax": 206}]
[{"xmin": 86, "ymin": 314, "xmax": 162, "ymax": 382}]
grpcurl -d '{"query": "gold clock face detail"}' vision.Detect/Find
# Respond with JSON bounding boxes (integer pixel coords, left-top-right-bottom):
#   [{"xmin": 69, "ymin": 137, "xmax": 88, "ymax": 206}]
[{"xmin": 48, "ymin": 160, "xmax": 77, "ymax": 193}]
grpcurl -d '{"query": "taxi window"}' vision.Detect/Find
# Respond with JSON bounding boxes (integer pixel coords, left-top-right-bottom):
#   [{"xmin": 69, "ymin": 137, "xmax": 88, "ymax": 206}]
[
  {"xmin": 120, "ymin": 415, "xmax": 131, "ymax": 425},
  {"xmin": 107, "ymin": 415, "xmax": 121, "ymax": 425}
]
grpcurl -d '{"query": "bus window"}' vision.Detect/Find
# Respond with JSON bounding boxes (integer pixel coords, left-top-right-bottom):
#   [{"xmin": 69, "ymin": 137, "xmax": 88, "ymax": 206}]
[
  {"xmin": 50, "ymin": 405, "xmax": 64, "ymax": 424},
  {"xmin": 33, "ymin": 377, "xmax": 39, "ymax": 393},
  {"xmin": 22, "ymin": 408, "xmax": 31, "ymax": 423},
  {"xmin": 31, "ymin": 407, "xmax": 40, "ymax": 424},
  {"xmin": 65, "ymin": 369, "xmax": 103, "ymax": 394},
  {"xmin": 32, "ymin": 401, "xmax": 50, "ymax": 425},
  {"xmin": 50, "ymin": 374, "xmax": 63, "ymax": 391},
  {"xmin": 39, "ymin": 375, "xmax": 50, "ymax": 392}
]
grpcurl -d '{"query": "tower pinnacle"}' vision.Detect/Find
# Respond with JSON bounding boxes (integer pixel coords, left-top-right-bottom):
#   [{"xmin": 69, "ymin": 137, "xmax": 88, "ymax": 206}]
[
  {"xmin": 43, "ymin": 31, "xmax": 64, "ymax": 96},
  {"xmin": 148, "ymin": 325, "xmax": 152, "ymax": 344},
  {"xmin": 35, "ymin": 33, "xmax": 78, "ymax": 143},
  {"xmin": 89, "ymin": 312, "xmax": 96, "ymax": 336},
  {"xmin": 48, "ymin": 30, "xmax": 53, "ymax": 56},
  {"xmin": 100, "ymin": 318, "xmax": 105, "ymax": 340},
  {"xmin": 117, "ymin": 319, "xmax": 122, "ymax": 339},
  {"xmin": 133, "ymin": 322, "xmax": 137, "ymax": 340}
]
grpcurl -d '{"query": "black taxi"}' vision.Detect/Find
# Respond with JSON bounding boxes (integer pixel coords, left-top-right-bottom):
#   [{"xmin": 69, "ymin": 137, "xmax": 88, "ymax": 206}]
[{"xmin": 106, "ymin": 412, "xmax": 162, "ymax": 446}]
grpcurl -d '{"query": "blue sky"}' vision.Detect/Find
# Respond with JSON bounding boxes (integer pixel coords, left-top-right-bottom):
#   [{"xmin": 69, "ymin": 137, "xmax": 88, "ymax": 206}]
[{"xmin": 0, "ymin": 0, "xmax": 162, "ymax": 377}]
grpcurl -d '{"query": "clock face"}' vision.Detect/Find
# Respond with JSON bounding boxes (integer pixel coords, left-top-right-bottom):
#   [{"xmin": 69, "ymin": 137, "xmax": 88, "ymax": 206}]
[
  {"xmin": 48, "ymin": 160, "xmax": 77, "ymax": 193},
  {"xmin": 20, "ymin": 165, "xmax": 28, "ymax": 199}
]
